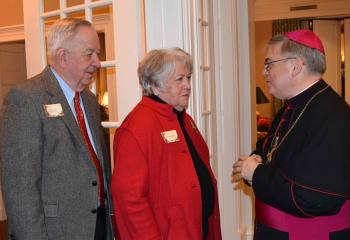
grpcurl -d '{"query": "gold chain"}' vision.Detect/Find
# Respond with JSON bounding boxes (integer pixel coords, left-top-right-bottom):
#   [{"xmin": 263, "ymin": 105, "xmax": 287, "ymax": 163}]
[{"xmin": 266, "ymin": 85, "xmax": 330, "ymax": 163}]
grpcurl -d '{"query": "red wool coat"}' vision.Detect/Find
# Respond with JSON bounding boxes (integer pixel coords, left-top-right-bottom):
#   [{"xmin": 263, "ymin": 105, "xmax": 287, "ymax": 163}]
[{"xmin": 111, "ymin": 97, "xmax": 221, "ymax": 240}]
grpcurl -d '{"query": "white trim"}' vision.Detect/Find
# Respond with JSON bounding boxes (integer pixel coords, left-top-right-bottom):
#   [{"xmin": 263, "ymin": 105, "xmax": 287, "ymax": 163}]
[
  {"xmin": 40, "ymin": 10, "xmax": 61, "ymax": 18},
  {"xmin": 87, "ymin": 0, "xmax": 113, "ymax": 8},
  {"xmin": 23, "ymin": 0, "xmax": 45, "ymax": 78},
  {"xmin": 100, "ymin": 60, "xmax": 118, "ymax": 68},
  {"xmin": 144, "ymin": 0, "xmax": 183, "ymax": 50},
  {"xmin": 212, "ymin": 0, "xmax": 254, "ymax": 239},
  {"xmin": 212, "ymin": 1, "xmax": 240, "ymax": 238},
  {"xmin": 237, "ymin": 0, "xmax": 256, "ymax": 239},
  {"xmin": 188, "ymin": 0, "xmax": 201, "ymax": 127},
  {"xmin": 101, "ymin": 121, "xmax": 120, "ymax": 128},
  {"xmin": 112, "ymin": 0, "xmax": 143, "ymax": 121},
  {"xmin": 0, "ymin": 25, "xmax": 24, "ymax": 43},
  {"xmin": 40, "ymin": 0, "xmax": 113, "ymax": 18}
]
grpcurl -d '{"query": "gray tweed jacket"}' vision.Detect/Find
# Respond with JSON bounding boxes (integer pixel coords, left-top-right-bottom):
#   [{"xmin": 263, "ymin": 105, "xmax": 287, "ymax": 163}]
[{"xmin": 0, "ymin": 66, "xmax": 114, "ymax": 240}]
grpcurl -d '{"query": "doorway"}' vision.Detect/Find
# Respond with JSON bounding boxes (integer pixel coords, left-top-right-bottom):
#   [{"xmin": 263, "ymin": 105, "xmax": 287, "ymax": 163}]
[
  {"xmin": 0, "ymin": 40, "xmax": 27, "ymax": 240},
  {"xmin": 0, "ymin": 41, "xmax": 27, "ymax": 112}
]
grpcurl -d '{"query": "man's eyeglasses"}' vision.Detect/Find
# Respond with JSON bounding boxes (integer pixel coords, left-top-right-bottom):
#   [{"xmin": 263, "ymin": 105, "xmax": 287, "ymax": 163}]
[{"xmin": 264, "ymin": 57, "xmax": 296, "ymax": 72}]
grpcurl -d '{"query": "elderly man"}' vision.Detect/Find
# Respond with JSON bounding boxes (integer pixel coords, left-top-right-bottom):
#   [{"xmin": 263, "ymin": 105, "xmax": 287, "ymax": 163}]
[
  {"xmin": 233, "ymin": 30, "xmax": 350, "ymax": 240},
  {"xmin": 0, "ymin": 18, "xmax": 114, "ymax": 240}
]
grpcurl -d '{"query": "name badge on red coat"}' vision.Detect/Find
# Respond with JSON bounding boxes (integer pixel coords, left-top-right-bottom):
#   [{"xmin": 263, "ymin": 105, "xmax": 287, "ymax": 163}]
[{"xmin": 161, "ymin": 130, "xmax": 179, "ymax": 143}]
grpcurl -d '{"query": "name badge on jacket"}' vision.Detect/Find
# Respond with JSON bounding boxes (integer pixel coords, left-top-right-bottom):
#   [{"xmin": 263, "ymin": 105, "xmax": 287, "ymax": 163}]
[
  {"xmin": 161, "ymin": 130, "xmax": 179, "ymax": 143},
  {"xmin": 44, "ymin": 103, "xmax": 64, "ymax": 117}
]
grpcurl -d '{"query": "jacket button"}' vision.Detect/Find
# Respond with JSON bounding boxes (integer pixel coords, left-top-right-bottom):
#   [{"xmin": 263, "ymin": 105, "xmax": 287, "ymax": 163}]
[
  {"xmin": 182, "ymin": 150, "xmax": 187, "ymax": 153},
  {"xmin": 91, "ymin": 208, "xmax": 97, "ymax": 214},
  {"xmin": 92, "ymin": 180, "xmax": 97, "ymax": 186}
]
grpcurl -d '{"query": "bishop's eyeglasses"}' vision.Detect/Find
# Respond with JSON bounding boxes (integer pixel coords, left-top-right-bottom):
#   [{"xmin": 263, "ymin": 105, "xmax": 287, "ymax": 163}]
[{"xmin": 264, "ymin": 57, "xmax": 296, "ymax": 72}]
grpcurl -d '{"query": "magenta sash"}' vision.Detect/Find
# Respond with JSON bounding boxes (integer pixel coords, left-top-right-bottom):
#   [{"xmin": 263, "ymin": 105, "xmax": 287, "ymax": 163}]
[{"xmin": 255, "ymin": 199, "xmax": 350, "ymax": 240}]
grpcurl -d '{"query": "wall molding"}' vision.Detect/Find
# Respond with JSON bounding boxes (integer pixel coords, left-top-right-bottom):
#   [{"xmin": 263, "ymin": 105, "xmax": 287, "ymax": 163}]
[
  {"xmin": 255, "ymin": 0, "xmax": 350, "ymax": 21},
  {"xmin": 0, "ymin": 24, "xmax": 24, "ymax": 43},
  {"xmin": 212, "ymin": 0, "xmax": 255, "ymax": 239}
]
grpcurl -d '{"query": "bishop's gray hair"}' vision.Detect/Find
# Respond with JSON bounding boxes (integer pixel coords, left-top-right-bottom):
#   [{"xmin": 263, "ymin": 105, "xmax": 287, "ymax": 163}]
[{"xmin": 268, "ymin": 34, "xmax": 326, "ymax": 75}]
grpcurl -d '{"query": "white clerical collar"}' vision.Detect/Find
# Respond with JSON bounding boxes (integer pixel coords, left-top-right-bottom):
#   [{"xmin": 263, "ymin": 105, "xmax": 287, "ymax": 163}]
[{"xmin": 289, "ymin": 80, "xmax": 320, "ymax": 99}]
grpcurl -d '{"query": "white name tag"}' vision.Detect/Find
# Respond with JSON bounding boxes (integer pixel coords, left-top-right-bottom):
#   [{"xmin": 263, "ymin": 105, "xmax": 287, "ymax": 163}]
[
  {"xmin": 161, "ymin": 130, "xmax": 179, "ymax": 143},
  {"xmin": 44, "ymin": 104, "xmax": 64, "ymax": 117}
]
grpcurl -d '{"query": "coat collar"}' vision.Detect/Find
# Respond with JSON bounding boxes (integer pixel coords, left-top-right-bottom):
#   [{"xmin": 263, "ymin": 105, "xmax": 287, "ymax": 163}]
[
  {"xmin": 43, "ymin": 65, "xmax": 90, "ymax": 101},
  {"xmin": 140, "ymin": 96, "xmax": 178, "ymax": 120}
]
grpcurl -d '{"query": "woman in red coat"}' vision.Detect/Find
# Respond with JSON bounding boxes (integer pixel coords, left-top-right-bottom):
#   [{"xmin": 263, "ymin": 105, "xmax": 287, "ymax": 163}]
[{"xmin": 111, "ymin": 48, "xmax": 221, "ymax": 240}]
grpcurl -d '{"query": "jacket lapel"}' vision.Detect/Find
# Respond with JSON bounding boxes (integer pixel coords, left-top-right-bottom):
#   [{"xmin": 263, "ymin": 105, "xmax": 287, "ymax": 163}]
[
  {"xmin": 80, "ymin": 91, "xmax": 105, "ymax": 163},
  {"xmin": 42, "ymin": 66, "xmax": 91, "ymax": 158}
]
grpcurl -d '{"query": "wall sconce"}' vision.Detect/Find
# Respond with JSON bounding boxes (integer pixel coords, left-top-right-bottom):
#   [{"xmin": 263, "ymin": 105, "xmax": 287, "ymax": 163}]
[
  {"xmin": 101, "ymin": 92, "xmax": 109, "ymax": 108},
  {"xmin": 256, "ymin": 86, "xmax": 269, "ymax": 104}
]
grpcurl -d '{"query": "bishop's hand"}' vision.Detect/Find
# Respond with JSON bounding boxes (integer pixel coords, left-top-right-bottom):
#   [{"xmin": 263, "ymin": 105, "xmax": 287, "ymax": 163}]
[{"xmin": 232, "ymin": 154, "xmax": 262, "ymax": 185}]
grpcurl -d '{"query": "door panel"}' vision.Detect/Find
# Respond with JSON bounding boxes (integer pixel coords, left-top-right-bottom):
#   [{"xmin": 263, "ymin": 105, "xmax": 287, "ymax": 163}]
[
  {"xmin": 0, "ymin": 42, "xmax": 27, "ymax": 110},
  {"xmin": 313, "ymin": 20, "xmax": 342, "ymax": 94}
]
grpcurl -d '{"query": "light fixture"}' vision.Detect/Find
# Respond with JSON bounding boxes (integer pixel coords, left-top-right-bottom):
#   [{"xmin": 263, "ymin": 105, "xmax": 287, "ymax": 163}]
[{"xmin": 100, "ymin": 92, "xmax": 109, "ymax": 107}]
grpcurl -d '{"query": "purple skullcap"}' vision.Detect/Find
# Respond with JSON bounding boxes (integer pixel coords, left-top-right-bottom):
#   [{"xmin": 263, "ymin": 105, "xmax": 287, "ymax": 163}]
[{"xmin": 285, "ymin": 30, "xmax": 325, "ymax": 54}]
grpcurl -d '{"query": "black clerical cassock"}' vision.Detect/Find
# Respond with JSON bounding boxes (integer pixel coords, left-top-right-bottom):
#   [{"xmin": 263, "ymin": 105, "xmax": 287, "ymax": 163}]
[{"xmin": 252, "ymin": 80, "xmax": 350, "ymax": 240}]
